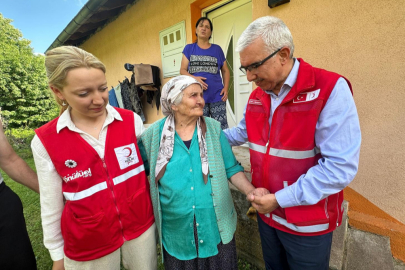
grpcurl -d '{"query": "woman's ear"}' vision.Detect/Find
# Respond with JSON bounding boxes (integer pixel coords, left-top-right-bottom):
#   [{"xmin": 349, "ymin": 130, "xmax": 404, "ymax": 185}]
[
  {"xmin": 171, "ymin": 104, "xmax": 178, "ymax": 112},
  {"xmin": 50, "ymin": 85, "xmax": 64, "ymax": 101}
]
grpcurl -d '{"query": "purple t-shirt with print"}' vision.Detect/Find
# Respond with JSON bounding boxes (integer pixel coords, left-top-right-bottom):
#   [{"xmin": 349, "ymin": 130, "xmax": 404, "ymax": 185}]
[{"xmin": 183, "ymin": 43, "xmax": 226, "ymax": 103}]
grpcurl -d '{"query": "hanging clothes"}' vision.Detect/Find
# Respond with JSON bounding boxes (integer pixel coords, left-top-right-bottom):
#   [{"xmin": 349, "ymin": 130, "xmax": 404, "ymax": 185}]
[
  {"xmin": 134, "ymin": 64, "xmax": 153, "ymax": 86},
  {"xmin": 120, "ymin": 78, "xmax": 133, "ymax": 111},
  {"xmin": 114, "ymin": 84, "xmax": 124, "ymax": 108},
  {"xmin": 108, "ymin": 87, "xmax": 119, "ymax": 108},
  {"xmin": 123, "ymin": 63, "xmax": 162, "ymax": 115},
  {"xmin": 129, "ymin": 73, "xmax": 146, "ymax": 121},
  {"xmin": 152, "ymin": 66, "xmax": 161, "ymax": 111}
]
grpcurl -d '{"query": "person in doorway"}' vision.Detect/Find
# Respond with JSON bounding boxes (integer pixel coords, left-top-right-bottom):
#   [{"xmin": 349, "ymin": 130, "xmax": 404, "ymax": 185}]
[
  {"xmin": 224, "ymin": 16, "xmax": 361, "ymax": 270},
  {"xmin": 31, "ymin": 46, "xmax": 157, "ymax": 270},
  {"xmin": 180, "ymin": 17, "xmax": 230, "ymax": 130},
  {"xmin": 0, "ymin": 118, "xmax": 38, "ymax": 270},
  {"xmin": 140, "ymin": 75, "xmax": 256, "ymax": 270}
]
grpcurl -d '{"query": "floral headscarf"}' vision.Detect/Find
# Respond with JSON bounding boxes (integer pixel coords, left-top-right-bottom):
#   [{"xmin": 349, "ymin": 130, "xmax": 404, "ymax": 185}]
[{"xmin": 155, "ymin": 75, "xmax": 209, "ymax": 185}]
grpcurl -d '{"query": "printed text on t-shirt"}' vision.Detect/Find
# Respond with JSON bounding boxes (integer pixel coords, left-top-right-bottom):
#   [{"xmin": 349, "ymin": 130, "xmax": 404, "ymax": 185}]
[{"xmin": 189, "ymin": 55, "xmax": 218, "ymax": 74}]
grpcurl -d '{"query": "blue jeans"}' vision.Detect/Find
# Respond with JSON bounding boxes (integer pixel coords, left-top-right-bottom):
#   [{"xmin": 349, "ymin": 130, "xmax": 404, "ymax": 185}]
[{"xmin": 257, "ymin": 214, "xmax": 333, "ymax": 270}]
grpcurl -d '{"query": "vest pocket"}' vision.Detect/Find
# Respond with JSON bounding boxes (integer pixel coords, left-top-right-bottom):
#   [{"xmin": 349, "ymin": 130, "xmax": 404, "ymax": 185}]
[
  {"xmin": 64, "ymin": 206, "xmax": 112, "ymax": 253},
  {"xmin": 284, "ymin": 198, "xmax": 329, "ymax": 225},
  {"xmin": 126, "ymin": 187, "xmax": 153, "ymax": 229}
]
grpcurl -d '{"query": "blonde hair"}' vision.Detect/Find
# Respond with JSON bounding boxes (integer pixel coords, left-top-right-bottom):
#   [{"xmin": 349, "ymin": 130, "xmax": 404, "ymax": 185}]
[{"xmin": 45, "ymin": 46, "xmax": 106, "ymax": 115}]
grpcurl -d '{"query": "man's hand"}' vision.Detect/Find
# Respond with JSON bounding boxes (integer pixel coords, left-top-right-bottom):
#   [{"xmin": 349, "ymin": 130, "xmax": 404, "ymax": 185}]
[
  {"xmin": 52, "ymin": 259, "xmax": 64, "ymax": 270},
  {"xmin": 248, "ymin": 192, "xmax": 280, "ymax": 214},
  {"xmin": 246, "ymin": 187, "xmax": 270, "ymax": 201},
  {"xmin": 194, "ymin": 76, "xmax": 208, "ymax": 90},
  {"xmin": 220, "ymin": 88, "xmax": 228, "ymax": 101}
]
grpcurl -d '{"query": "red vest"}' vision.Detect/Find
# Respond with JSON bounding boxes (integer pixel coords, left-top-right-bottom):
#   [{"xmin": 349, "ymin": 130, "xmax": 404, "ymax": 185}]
[
  {"xmin": 246, "ymin": 59, "xmax": 352, "ymax": 236},
  {"xmin": 35, "ymin": 108, "xmax": 154, "ymax": 261}
]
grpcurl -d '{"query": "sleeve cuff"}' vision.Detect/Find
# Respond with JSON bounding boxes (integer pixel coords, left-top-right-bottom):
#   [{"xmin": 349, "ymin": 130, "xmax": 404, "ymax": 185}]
[
  {"xmin": 275, "ymin": 186, "xmax": 298, "ymax": 208},
  {"xmin": 225, "ymin": 163, "xmax": 244, "ymax": 179},
  {"xmin": 49, "ymin": 246, "xmax": 64, "ymax": 261}
]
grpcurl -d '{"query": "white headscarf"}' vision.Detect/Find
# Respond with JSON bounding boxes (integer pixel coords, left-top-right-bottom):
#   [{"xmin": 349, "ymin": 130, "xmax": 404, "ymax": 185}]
[{"xmin": 155, "ymin": 75, "xmax": 209, "ymax": 185}]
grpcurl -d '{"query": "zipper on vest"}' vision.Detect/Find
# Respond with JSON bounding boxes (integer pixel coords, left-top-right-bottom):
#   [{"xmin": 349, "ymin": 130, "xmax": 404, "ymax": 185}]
[
  {"xmin": 336, "ymin": 192, "xmax": 340, "ymax": 227},
  {"xmin": 102, "ymin": 158, "xmax": 126, "ymax": 241}
]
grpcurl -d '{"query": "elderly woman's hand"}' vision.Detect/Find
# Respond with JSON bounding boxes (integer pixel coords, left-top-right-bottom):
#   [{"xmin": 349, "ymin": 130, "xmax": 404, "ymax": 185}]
[{"xmin": 246, "ymin": 187, "xmax": 270, "ymax": 201}]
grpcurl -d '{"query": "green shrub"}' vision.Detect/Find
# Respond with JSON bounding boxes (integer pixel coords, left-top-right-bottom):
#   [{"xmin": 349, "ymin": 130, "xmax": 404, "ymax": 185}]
[{"xmin": 5, "ymin": 127, "xmax": 35, "ymax": 157}]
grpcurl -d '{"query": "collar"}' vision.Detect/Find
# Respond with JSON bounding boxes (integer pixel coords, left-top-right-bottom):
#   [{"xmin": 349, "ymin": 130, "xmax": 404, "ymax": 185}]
[
  {"xmin": 284, "ymin": 58, "xmax": 300, "ymax": 88},
  {"xmin": 56, "ymin": 104, "xmax": 123, "ymax": 133}
]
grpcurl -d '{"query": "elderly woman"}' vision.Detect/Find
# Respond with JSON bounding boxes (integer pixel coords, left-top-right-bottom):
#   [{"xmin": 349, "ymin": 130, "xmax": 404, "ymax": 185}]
[{"xmin": 140, "ymin": 75, "xmax": 255, "ymax": 269}]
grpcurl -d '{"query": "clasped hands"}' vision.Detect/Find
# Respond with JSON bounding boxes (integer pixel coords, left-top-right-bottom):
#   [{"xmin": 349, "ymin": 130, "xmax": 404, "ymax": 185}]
[{"xmin": 246, "ymin": 188, "xmax": 280, "ymax": 214}]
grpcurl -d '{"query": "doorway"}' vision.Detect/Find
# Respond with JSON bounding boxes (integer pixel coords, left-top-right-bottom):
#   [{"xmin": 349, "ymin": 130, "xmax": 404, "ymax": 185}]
[{"xmin": 204, "ymin": 0, "xmax": 252, "ymax": 128}]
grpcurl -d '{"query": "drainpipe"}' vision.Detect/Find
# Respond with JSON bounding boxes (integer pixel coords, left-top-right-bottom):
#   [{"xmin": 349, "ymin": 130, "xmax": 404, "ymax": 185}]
[{"xmin": 45, "ymin": 0, "xmax": 109, "ymax": 53}]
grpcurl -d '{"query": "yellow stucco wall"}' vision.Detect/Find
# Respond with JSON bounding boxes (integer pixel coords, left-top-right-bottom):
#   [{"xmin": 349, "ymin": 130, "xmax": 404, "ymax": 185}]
[
  {"xmin": 81, "ymin": 0, "xmax": 199, "ymax": 123},
  {"xmin": 81, "ymin": 0, "xmax": 405, "ymax": 224}
]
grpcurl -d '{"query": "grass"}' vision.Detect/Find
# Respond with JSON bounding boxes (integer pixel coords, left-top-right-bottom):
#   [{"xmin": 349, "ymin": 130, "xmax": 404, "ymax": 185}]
[{"xmin": 2, "ymin": 148, "xmax": 258, "ymax": 270}]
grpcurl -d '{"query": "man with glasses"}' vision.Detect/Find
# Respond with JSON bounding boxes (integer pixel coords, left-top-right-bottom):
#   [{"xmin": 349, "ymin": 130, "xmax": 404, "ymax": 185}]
[{"xmin": 224, "ymin": 16, "xmax": 361, "ymax": 270}]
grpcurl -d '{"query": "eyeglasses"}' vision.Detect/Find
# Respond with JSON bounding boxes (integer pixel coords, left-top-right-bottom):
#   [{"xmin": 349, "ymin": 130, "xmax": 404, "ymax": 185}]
[{"xmin": 239, "ymin": 48, "xmax": 282, "ymax": 75}]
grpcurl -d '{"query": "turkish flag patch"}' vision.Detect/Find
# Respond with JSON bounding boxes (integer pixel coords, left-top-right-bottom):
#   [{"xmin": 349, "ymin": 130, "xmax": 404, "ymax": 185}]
[{"xmin": 293, "ymin": 89, "xmax": 320, "ymax": 103}]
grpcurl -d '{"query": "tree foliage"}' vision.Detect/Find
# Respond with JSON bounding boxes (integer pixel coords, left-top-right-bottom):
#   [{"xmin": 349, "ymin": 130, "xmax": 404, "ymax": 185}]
[{"xmin": 0, "ymin": 13, "xmax": 58, "ymax": 129}]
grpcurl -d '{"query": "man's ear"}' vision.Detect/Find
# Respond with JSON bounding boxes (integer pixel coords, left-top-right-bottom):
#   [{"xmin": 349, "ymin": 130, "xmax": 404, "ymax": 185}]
[
  {"xmin": 50, "ymin": 85, "xmax": 64, "ymax": 101},
  {"xmin": 279, "ymin": 47, "xmax": 291, "ymax": 65}
]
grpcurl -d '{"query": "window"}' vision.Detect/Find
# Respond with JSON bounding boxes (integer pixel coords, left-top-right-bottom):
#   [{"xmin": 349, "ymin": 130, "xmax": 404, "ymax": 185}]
[{"xmin": 159, "ymin": 21, "xmax": 186, "ymax": 78}]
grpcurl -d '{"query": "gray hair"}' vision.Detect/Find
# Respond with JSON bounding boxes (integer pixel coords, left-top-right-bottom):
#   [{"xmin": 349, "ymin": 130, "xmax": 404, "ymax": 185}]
[{"xmin": 236, "ymin": 16, "xmax": 294, "ymax": 58}]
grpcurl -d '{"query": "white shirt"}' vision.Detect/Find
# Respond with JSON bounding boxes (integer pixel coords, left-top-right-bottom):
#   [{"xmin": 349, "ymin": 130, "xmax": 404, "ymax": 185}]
[{"xmin": 31, "ymin": 105, "xmax": 145, "ymax": 261}]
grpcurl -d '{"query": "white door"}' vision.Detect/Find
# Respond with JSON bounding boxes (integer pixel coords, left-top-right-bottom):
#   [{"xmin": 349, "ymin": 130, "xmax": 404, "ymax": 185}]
[{"xmin": 205, "ymin": 0, "xmax": 252, "ymax": 128}]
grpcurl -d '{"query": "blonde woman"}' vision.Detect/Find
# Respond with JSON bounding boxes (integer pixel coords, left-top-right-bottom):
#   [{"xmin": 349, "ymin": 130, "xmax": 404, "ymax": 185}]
[{"xmin": 31, "ymin": 46, "xmax": 157, "ymax": 270}]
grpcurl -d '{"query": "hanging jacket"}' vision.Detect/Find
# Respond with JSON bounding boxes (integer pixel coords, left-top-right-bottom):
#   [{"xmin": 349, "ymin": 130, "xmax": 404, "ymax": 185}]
[
  {"xmin": 245, "ymin": 58, "xmax": 352, "ymax": 236},
  {"xmin": 120, "ymin": 78, "xmax": 133, "ymax": 111},
  {"xmin": 130, "ymin": 73, "xmax": 146, "ymax": 121},
  {"xmin": 35, "ymin": 108, "xmax": 154, "ymax": 261}
]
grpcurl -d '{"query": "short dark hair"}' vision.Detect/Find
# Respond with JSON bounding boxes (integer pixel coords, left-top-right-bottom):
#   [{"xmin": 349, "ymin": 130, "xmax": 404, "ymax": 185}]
[{"xmin": 195, "ymin": 17, "xmax": 213, "ymax": 39}]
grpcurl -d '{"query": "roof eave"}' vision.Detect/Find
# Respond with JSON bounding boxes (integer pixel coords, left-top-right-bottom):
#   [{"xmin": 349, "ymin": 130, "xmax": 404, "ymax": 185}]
[{"xmin": 45, "ymin": 0, "xmax": 109, "ymax": 53}]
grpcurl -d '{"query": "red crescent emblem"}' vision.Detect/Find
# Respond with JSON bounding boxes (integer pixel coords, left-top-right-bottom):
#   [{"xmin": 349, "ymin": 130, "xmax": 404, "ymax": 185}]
[{"xmin": 123, "ymin": 147, "xmax": 132, "ymax": 157}]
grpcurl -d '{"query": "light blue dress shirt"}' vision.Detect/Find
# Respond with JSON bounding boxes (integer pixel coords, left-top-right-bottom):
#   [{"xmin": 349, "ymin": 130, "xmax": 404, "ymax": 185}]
[{"xmin": 224, "ymin": 59, "xmax": 361, "ymax": 208}]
